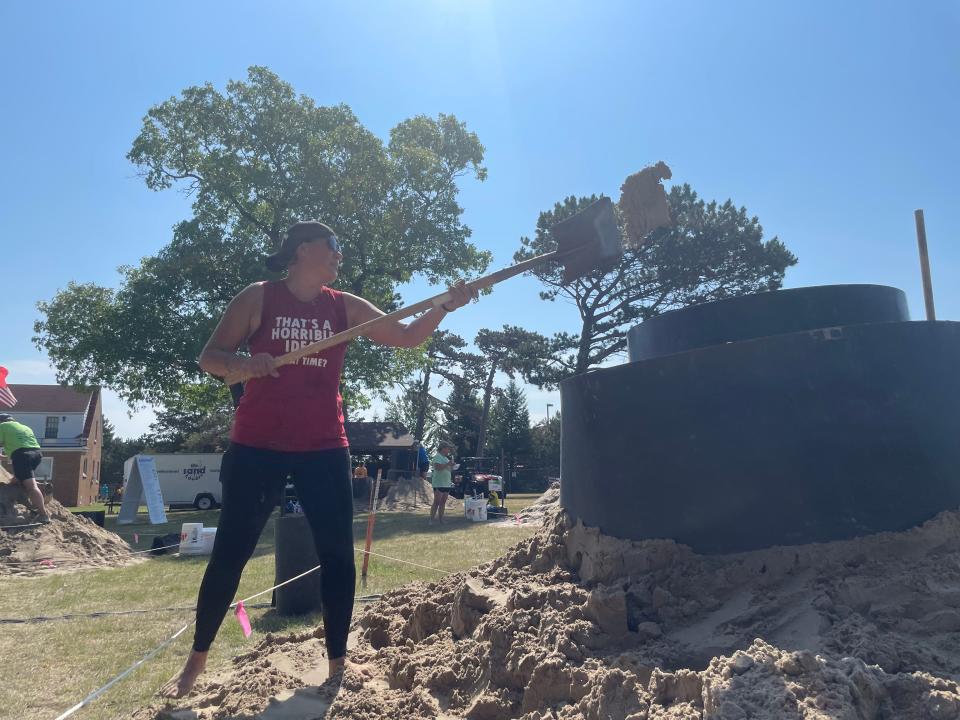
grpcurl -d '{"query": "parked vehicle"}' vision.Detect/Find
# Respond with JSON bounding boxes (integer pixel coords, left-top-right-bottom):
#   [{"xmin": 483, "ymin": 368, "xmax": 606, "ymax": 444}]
[
  {"xmin": 450, "ymin": 457, "xmax": 504, "ymax": 500},
  {"xmin": 123, "ymin": 453, "xmax": 223, "ymax": 510}
]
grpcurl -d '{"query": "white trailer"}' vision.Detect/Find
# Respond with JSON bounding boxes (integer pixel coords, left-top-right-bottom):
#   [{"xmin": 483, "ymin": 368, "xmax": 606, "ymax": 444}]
[{"xmin": 123, "ymin": 453, "xmax": 223, "ymax": 510}]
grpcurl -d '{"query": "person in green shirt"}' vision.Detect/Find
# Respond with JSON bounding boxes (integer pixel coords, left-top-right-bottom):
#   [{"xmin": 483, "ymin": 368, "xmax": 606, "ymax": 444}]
[
  {"xmin": 429, "ymin": 441, "xmax": 455, "ymax": 525},
  {"xmin": 0, "ymin": 414, "xmax": 50, "ymax": 523}
]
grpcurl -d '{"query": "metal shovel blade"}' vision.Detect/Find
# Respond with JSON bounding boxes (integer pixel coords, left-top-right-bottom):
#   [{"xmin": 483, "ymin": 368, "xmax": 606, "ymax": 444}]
[{"xmin": 551, "ymin": 196, "xmax": 623, "ymax": 284}]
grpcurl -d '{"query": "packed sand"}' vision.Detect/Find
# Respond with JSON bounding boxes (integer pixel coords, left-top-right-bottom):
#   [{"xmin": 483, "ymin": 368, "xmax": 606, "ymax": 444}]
[
  {"xmin": 364, "ymin": 476, "xmax": 463, "ymax": 513},
  {"xmin": 144, "ymin": 500, "xmax": 960, "ymax": 719},
  {"xmin": 510, "ymin": 486, "xmax": 560, "ymax": 526},
  {"xmin": 0, "ymin": 480, "xmax": 136, "ymax": 576}
]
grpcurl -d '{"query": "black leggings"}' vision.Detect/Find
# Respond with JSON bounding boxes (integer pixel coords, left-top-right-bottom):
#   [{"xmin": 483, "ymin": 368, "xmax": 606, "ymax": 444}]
[{"xmin": 193, "ymin": 443, "xmax": 355, "ymax": 658}]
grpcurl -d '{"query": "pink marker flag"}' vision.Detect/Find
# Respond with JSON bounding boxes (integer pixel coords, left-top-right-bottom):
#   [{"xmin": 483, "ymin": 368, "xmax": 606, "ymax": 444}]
[
  {"xmin": 515, "ymin": 514, "xmax": 521, "ymax": 525},
  {"xmin": 41, "ymin": 559, "xmax": 54, "ymax": 568},
  {"xmin": 234, "ymin": 601, "xmax": 252, "ymax": 638}
]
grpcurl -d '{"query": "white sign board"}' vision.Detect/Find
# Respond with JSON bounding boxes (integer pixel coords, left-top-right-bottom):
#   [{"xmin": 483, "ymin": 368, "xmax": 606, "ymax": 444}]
[{"xmin": 117, "ymin": 455, "xmax": 168, "ymax": 525}]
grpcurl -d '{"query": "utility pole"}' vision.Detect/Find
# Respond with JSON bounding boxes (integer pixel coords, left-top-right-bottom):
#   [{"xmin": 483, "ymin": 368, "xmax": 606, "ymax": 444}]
[{"xmin": 546, "ymin": 403, "xmax": 553, "ymax": 424}]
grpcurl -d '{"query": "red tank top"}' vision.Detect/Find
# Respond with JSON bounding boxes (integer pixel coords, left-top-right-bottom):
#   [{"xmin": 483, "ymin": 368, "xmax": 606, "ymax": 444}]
[{"xmin": 230, "ymin": 281, "xmax": 350, "ymax": 452}]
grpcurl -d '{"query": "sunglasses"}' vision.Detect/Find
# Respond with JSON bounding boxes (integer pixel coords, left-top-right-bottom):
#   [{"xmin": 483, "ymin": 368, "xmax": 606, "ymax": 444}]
[{"xmin": 304, "ymin": 234, "xmax": 342, "ymax": 254}]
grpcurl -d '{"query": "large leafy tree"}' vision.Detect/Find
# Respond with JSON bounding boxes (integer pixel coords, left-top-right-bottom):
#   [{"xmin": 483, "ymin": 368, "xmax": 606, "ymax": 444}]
[
  {"xmin": 488, "ymin": 380, "xmax": 532, "ymax": 468},
  {"xmin": 409, "ymin": 331, "xmax": 473, "ymax": 442},
  {"xmin": 34, "ymin": 66, "xmax": 490, "ymax": 420},
  {"xmin": 530, "ymin": 412, "xmax": 561, "ymax": 477},
  {"xmin": 146, "ymin": 381, "xmax": 234, "ymax": 452},
  {"xmin": 100, "ymin": 419, "xmax": 146, "ymax": 486},
  {"xmin": 515, "ymin": 184, "xmax": 797, "ymax": 386},
  {"xmin": 472, "ymin": 326, "xmax": 546, "ymax": 456},
  {"xmin": 440, "ymin": 379, "xmax": 483, "ymax": 458}
]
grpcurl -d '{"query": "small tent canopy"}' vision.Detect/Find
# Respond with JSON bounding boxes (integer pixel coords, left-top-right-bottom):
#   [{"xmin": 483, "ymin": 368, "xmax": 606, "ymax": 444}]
[{"xmin": 344, "ymin": 422, "xmax": 417, "ymax": 454}]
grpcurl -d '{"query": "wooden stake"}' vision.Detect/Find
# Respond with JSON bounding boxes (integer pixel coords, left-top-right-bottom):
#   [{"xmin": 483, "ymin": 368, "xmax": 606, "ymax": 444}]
[
  {"xmin": 360, "ymin": 469, "xmax": 382, "ymax": 589},
  {"xmin": 914, "ymin": 209, "xmax": 937, "ymax": 321}
]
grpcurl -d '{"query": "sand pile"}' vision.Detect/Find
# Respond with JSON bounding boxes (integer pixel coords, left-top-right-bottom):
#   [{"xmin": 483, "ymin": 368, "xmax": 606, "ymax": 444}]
[
  {"xmin": 511, "ymin": 486, "xmax": 560, "ymax": 525},
  {"xmin": 145, "ymin": 504, "xmax": 960, "ymax": 719},
  {"xmin": 376, "ymin": 476, "xmax": 462, "ymax": 513},
  {"xmin": 0, "ymin": 483, "xmax": 136, "ymax": 576}
]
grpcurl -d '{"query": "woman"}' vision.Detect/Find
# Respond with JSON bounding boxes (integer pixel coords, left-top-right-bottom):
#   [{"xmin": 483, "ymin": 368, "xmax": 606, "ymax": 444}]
[
  {"xmin": 162, "ymin": 220, "xmax": 475, "ymax": 698},
  {"xmin": 429, "ymin": 441, "xmax": 456, "ymax": 525}
]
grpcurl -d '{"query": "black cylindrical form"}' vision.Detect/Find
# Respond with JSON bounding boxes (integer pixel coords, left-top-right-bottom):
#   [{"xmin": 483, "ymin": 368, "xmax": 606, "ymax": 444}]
[
  {"xmin": 274, "ymin": 514, "xmax": 322, "ymax": 615},
  {"xmin": 628, "ymin": 284, "xmax": 909, "ymax": 362},
  {"xmin": 562, "ymin": 319, "xmax": 960, "ymax": 554}
]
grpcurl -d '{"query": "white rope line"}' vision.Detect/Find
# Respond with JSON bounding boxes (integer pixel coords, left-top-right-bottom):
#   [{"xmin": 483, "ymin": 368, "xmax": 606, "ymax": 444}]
[
  {"xmin": 354, "ymin": 546, "xmax": 448, "ymax": 575},
  {"xmin": 49, "ymin": 550, "xmax": 438, "ymax": 717},
  {"xmin": 233, "ymin": 560, "xmax": 323, "ymax": 606},
  {"xmin": 0, "ymin": 542, "xmax": 183, "ymax": 567},
  {"xmin": 47, "ymin": 540, "xmax": 447, "ymax": 717},
  {"xmin": 53, "ymin": 621, "xmax": 192, "ymax": 720},
  {"xmin": 0, "ymin": 521, "xmax": 43, "ymax": 530},
  {"xmin": 49, "ymin": 587, "xmax": 389, "ymax": 718},
  {"xmin": 50, "ymin": 561, "xmax": 330, "ymax": 719}
]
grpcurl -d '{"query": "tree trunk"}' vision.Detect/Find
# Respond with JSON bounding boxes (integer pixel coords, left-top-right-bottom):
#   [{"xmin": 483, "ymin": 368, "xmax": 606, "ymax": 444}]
[
  {"xmin": 575, "ymin": 315, "xmax": 594, "ymax": 374},
  {"xmin": 414, "ymin": 364, "xmax": 432, "ymax": 442},
  {"xmin": 476, "ymin": 363, "xmax": 497, "ymax": 457}
]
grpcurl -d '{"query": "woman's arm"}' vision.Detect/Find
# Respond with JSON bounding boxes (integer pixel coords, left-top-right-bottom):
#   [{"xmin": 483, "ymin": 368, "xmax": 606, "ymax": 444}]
[
  {"xmin": 343, "ymin": 280, "xmax": 477, "ymax": 348},
  {"xmin": 198, "ymin": 283, "xmax": 277, "ymax": 378}
]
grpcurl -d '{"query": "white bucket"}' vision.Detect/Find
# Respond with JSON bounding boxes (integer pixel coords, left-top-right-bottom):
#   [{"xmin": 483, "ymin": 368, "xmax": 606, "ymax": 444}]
[
  {"xmin": 201, "ymin": 527, "xmax": 217, "ymax": 554},
  {"xmin": 179, "ymin": 522, "xmax": 205, "ymax": 555},
  {"xmin": 464, "ymin": 498, "xmax": 488, "ymax": 522}
]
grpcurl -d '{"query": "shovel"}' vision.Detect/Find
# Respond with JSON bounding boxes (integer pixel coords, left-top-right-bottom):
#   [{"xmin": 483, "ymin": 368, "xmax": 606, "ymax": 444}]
[{"xmin": 223, "ymin": 164, "xmax": 672, "ymax": 387}]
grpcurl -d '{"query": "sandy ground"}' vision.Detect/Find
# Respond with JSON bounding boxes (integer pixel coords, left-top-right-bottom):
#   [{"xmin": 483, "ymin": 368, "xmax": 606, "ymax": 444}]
[
  {"xmin": 139, "ymin": 496, "xmax": 960, "ymax": 719},
  {"xmin": 0, "ymin": 480, "xmax": 137, "ymax": 576}
]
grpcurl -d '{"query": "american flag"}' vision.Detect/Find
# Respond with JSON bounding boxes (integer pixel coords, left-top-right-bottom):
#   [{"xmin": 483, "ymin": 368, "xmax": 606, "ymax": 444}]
[
  {"xmin": 0, "ymin": 386, "xmax": 16, "ymax": 408},
  {"xmin": 0, "ymin": 366, "xmax": 17, "ymax": 408}
]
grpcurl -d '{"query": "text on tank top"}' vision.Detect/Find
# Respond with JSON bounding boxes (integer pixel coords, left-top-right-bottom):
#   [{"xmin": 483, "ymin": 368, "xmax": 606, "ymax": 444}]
[{"xmin": 230, "ymin": 280, "xmax": 350, "ymax": 451}]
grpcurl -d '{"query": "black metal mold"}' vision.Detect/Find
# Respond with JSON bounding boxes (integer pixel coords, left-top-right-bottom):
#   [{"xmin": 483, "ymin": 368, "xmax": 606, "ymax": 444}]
[
  {"xmin": 274, "ymin": 513, "xmax": 322, "ymax": 615},
  {"xmin": 628, "ymin": 284, "xmax": 909, "ymax": 362},
  {"xmin": 561, "ymin": 320, "xmax": 960, "ymax": 554}
]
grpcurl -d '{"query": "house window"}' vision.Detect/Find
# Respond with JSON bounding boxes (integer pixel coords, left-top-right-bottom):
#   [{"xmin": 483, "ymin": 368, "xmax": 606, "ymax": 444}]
[
  {"xmin": 44, "ymin": 416, "xmax": 59, "ymax": 439},
  {"xmin": 82, "ymin": 458, "xmax": 88, "ymax": 478}
]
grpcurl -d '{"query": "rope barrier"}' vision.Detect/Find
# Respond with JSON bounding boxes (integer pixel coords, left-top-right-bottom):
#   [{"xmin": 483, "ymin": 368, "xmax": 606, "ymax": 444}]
[
  {"xmin": 0, "ymin": 520, "xmax": 46, "ymax": 530},
  {"xmin": 354, "ymin": 546, "xmax": 449, "ymax": 575},
  {"xmin": 0, "ymin": 541, "xmax": 183, "ymax": 567},
  {"xmin": 53, "ymin": 621, "xmax": 193, "ymax": 720},
  {"xmin": 49, "ymin": 558, "xmax": 382, "ymax": 720},
  {"xmin": 45, "ymin": 527, "xmax": 450, "ymax": 717}
]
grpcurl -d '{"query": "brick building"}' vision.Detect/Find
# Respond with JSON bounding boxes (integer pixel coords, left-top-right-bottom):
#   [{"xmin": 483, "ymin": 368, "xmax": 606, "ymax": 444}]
[{"xmin": 2, "ymin": 384, "xmax": 103, "ymax": 506}]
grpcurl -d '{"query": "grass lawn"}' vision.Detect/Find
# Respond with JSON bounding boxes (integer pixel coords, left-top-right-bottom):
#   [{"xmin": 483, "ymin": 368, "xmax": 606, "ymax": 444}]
[{"xmin": 0, "ymin": 493, "xmax": 544, "ymax": 720}]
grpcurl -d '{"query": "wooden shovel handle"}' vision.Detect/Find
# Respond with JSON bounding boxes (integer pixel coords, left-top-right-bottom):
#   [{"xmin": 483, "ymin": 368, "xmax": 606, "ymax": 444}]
[{"xmin": 222, "ymin": 250, "xmax": 561, "ymax": 386}]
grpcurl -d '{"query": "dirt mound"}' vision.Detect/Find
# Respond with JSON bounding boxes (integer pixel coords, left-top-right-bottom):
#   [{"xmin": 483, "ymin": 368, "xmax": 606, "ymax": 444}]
[
  {"xmin": 376, "ymin": 476, "xmax": 462, "ymax": 513},
  {"xmin": 513, "ymin": 486, "xmax": 560, "ymax": 525},
  {"xmin": 142, "ymin": 505, "xmax": 960, "ymax": 719},
  {"xmin": 0, "ymin": 483, "xmax": 136, "ymax": 576}
]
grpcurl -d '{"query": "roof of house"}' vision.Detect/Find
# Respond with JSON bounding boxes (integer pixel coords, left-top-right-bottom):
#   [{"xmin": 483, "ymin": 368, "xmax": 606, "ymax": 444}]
[
  {"xmin": 7, "ymin": 384, "xmax": 95, "ymax": 413},
  {"xmin": 344, "ymin": 422, "xmax": 417, "ymax": 453},
  {"xmin": 6, "ymin": 384, "xmax": 101, "ymax": 438}
]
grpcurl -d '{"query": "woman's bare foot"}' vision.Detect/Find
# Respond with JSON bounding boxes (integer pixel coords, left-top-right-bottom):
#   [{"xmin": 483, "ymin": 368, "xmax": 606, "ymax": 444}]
[
  {"xmin": 328, "ymin": 655, "xmax": 347, "ymax": 677},
  {"xmin": 160, "ymin": 650, "xmax": 208, "ymax": 699}
]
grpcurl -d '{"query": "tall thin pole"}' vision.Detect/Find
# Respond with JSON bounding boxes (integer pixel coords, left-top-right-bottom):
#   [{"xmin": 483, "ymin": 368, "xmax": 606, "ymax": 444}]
[
  {"xmin": 360, "ymin": 469, "xmax": 382, "ymax": 589},
  {"xmin": 914, "ymin": 209, "xmax": 937, "ymax": 321}
]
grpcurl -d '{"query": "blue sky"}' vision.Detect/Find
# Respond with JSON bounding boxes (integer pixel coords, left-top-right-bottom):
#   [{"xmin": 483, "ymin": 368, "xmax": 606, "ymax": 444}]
[{"xmin": 1, "ymin": 1, "xmax": 958, "ymax": 438}]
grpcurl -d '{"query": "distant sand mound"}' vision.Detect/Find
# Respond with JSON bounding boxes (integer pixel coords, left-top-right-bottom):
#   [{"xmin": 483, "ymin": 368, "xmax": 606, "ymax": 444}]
[{"xmin": 0, "ymin": 481, "xmax": 136, "ymax": 576}]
